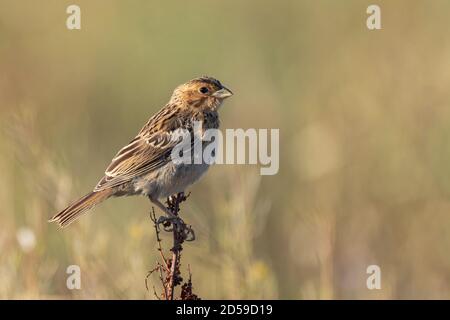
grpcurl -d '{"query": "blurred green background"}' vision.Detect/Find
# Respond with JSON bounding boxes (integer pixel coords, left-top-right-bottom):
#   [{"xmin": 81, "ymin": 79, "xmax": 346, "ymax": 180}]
[{"xmin": 1, "ymin": 0, "xmax": 450, "ymax": 299}]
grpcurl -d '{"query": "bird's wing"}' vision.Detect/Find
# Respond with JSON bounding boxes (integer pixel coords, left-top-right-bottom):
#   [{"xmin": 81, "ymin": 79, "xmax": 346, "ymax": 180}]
[{"xmin": 94, "ymin": 107, "xmax": 194, "ymax": 191}]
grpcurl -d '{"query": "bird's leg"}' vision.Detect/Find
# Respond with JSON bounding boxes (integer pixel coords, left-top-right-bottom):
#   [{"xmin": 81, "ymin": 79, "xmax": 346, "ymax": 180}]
[
  {"xmin": 149, "ymin": 193, "xmax": 194, "ymax": 241},
  {"xmin": 149, "ymin": 196, "xmax": 176, "ymax": 218},
  {"xmin": 167, "ymin": 192, "xmax": 195, "ymax": 241},
  {"xmin": 148, "ymin": 196, "xmax": 183, "ymax": 230}
]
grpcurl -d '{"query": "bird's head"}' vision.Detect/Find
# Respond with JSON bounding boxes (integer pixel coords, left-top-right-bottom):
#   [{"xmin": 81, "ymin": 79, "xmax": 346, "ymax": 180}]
[{"xmin": 170, "ymin": 76, "xmax": 233, "ymax": 111}]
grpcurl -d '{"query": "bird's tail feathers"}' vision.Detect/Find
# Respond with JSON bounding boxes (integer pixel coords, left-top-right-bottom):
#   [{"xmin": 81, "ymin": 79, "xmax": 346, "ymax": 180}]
[{"xmin": 49, "ymin": 189, "xmax": 112, "ymax": 228}]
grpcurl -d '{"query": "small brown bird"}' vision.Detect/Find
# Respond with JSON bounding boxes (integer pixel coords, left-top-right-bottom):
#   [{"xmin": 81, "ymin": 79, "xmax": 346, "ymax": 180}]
[{"xmin": 50, "ymin": 76, "xmax": 233, "ymax": 227}]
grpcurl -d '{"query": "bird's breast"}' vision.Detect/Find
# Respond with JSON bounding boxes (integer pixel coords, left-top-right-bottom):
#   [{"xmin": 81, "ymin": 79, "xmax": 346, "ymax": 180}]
[{"xmin": 132, "ymin": 161, "xmax": 210, "ymax": 200}]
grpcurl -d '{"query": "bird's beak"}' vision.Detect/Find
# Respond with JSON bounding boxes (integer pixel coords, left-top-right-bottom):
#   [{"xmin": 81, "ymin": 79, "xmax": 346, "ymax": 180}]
[{"xmin": 212, "ymin": 86, "xmax": 233, "ymax": 99}]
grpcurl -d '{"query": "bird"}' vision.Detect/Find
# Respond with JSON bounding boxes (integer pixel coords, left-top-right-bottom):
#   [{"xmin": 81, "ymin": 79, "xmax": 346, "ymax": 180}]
[{"xmin": 50, "ymin": 76, "xmax": 233, "ymax": 228}]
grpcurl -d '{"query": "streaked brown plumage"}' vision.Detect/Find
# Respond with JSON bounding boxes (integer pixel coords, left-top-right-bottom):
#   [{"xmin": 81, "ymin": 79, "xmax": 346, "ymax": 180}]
[{"xmin": 50, "ymin": 76, "xmax": 233, "ymax": 228}]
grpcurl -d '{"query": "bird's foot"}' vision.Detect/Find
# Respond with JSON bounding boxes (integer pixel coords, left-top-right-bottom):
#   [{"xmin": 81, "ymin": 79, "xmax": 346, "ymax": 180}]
[
  {"xmin": 181, "ymin": 224, "xmax": 195, "ymax": 242},
  {"xmin": 156, "ymin": 215, "xmax": 195, "ymax": 241},
  {"xmin": 156, "ymin": 215, "xmax": 180, "ymax": 231}
]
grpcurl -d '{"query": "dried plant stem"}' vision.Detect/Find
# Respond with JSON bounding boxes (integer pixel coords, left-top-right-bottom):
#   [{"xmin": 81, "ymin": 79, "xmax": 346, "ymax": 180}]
[
  {"xmin": 167, "ymin": 228, "xmax": 180, "ymax": 300},
  {"xmin": 146, "ymin": 192, "xmax": 199, "ymax": 300}
]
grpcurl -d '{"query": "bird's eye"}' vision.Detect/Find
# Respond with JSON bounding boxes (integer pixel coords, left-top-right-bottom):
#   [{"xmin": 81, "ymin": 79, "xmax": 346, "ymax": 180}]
[{"xmin": 199, "ymin": 87, "xmax": 209, "ymax": 94}]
